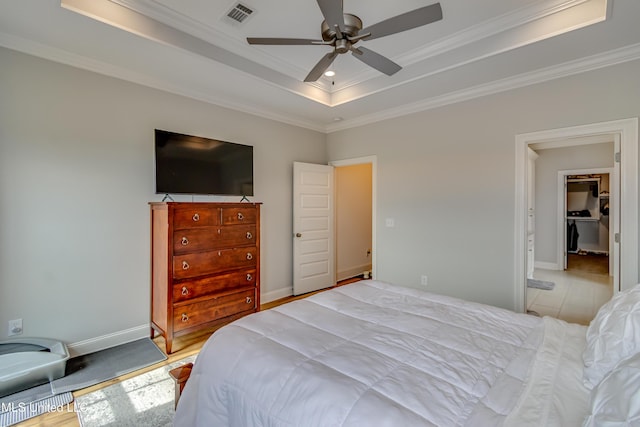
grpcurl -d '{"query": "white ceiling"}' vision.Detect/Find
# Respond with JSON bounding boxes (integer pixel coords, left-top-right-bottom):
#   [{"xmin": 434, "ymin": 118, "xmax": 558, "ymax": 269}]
[{"xmin": 1, "ymin": 0, "xmax": 639, "ymax": 133}]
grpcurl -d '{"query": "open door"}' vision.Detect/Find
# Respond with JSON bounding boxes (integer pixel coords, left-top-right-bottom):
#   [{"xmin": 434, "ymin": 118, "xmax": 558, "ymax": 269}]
[{"xmin": 293, "ymin": 162, "xmax": 335, "ymax": 295}]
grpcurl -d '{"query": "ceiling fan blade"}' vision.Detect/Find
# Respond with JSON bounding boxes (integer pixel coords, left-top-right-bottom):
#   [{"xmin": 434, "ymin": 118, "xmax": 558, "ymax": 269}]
[
  {"xmin": 351, "ymin": 46, "xmax": 401, "ymax": 76},
  {"xmin": 247, "ymin": 37, "xmax": 323, "ymax": 45},
  {"xmin": 316, "ymin": 0, "xmax": 345, "ymax": 31},
  {"xmin": 359, "ymin": 3, "xmax": 442, "ymax": 41},
  {"xmin": 304, "ymin": 51, "xmax": 338, "ymax": 82}
]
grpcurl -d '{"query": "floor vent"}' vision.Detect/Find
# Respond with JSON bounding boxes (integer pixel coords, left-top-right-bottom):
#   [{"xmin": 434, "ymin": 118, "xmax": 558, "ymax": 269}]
[{"xmin": 226, "ymin": 3, "xmax": 254, "ymax": 24}]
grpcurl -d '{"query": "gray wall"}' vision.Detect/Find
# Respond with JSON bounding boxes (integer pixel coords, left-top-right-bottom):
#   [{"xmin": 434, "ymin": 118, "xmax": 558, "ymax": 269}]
[
  {"xmin": 327, "ymin": 59, "xmax": 640, "ymax": 310},
  {"xmin": 1, "ymin": 45, "xmax": 639, "ymax": 350},
  {"xmin": 0, "ymin": 47, "xmax": 326, "ymax": 349},
  {"xmin": 534, "ymin": 143, "xmax": 614, "ymax": 266}
]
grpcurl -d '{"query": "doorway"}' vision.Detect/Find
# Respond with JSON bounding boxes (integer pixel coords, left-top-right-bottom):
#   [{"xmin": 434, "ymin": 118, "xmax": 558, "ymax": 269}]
[
  {"xmin": 561, "ymin": 169, "xmax": 613, "ymax": 273},
  {"xmin": 334, "ymin": 163, "xmax": 373, "ymax": 282},
  {"xmin": 292, "ymin": 157, "xmax": 377, "ymax": 295},
  {"xmin": 514, "ymin": 118, "xmax": 638, "ymax": 314},
  {"xmin": 330, "ymin": 156, "xmax": 377, "ymax": 282},
  {"xmin": 527, "ymin": 161, "xmax": 614, "ymax": 324}
]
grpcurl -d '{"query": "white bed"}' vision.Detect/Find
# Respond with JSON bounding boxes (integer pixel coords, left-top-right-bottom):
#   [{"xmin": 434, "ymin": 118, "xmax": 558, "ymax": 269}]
[{"xmin": 174, "ymin": 280, "xmax": 640, "ymax": 426}]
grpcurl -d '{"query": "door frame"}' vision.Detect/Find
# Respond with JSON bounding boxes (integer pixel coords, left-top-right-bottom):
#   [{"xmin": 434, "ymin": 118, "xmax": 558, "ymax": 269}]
[
  {"xmin": 329, "ymin": 155, "xmax": 378, "ymax": 281},
  {"xmin": 514, "ymin": 118, "xmax": 638, "ymax": 313}
]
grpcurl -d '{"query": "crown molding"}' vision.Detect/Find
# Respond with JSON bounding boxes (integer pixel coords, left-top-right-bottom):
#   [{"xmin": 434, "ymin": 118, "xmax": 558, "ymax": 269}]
[
  {"xmin": 325, "ymin": 43, "xmax": 640, "ymax": 133},
  {"xmin": 60, "ymin": 0, "xmax": 608, "ymax": 109},
  {"xmin": 0, "ymin": 31, "xmax": 326, "ymax": 133},
  {"xmin": 399, "ymin": 0, "xmax": 588, "ymax": 66},
  {"xmin": 318, "ymin": 0, "xmax": 591, "ymax": 92},
  {"xmin": 111, "ymin": 0, "xmax": 332, "ymax": 92},
  {"xmin": 3, "ymin": 32, "xmax": 637, "ymax": 136},
  {"xmin": 109, "ymin": 0, "xmax": 592, "ymax": 96},
  {"xmin": 330, "ymin": 0, "xmax": 607, "ymax": 104}
]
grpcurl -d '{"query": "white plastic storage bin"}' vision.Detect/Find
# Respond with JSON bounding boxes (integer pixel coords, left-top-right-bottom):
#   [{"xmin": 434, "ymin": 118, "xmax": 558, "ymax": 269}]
[{"xmin": 0, "ymin": 337, "xmax": 69, "ymax": 396}]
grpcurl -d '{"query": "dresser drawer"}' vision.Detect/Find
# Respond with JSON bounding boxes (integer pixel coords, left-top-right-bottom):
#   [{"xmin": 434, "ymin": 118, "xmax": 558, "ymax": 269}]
[
  {"xmin": 173, "ymin": 247, "xmax": 257, "ymax": 279},
  {"xmin": 222, "ymin": 207, "xmax": 256, "ymax": 225},
  {"xmin": 173, "ymin": 289, "xmax": 256, "ymax": 332},
  {"xmin": 173, "ymin": 269, "xmax": 256, "ymax": 302},
  {"xmin": 173, "ymin": 225, "xmax": 257, "ymax": 254},
  {"xmin": 173, "ymin": 207, "xmax": 219, "ymax": 229}
]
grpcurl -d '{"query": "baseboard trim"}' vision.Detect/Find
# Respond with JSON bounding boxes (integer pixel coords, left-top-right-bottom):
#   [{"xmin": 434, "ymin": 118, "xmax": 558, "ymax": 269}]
[
  {"xmin": 261, "ymin": 287, "xmax": 294, "ymax": 304},
  {"xmin": 535, "ymin": 261, "xmax": 562, "ymax": 271},
  {"xmin": 337, "ymin": 264, "xmax": 372, "ymax": 282},
  {"xmin": 67, "ymin": 324, "xmax": 150, "ymax": 357}
]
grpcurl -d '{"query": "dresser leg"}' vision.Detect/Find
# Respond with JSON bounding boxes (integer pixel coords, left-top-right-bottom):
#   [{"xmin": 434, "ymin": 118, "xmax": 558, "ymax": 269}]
[{"xmin": 166, "ymin": 337, "xmax": 173, "ymax": 354}]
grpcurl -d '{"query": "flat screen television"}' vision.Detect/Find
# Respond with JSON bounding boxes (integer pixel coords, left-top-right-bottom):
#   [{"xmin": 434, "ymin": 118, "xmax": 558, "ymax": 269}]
[{"xmin": 155, "ymin": 129, "xmax": 253, "ymax": 196}]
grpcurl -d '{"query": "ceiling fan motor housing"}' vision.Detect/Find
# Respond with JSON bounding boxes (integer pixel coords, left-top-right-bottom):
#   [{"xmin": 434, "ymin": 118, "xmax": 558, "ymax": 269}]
[{"xmin": 321, "ymin": 13, "xmax": 363, "ymax": 42}]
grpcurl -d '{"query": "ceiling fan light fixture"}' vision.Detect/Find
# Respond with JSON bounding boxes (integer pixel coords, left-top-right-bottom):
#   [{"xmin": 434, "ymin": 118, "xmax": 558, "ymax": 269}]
[
  {"xmin": 324, "ymin": 70, "xmax": 336, "ymax": 77},
  {"xmin": 246, "ymin": 0, "xmax": 443, "ymax": 82}
]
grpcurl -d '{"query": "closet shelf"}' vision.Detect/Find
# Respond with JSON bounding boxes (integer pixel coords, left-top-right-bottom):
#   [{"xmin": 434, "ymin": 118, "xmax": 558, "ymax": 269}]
[{"xmin": 565, "ymin": 217, "xmax": 599, "ymax": 222}]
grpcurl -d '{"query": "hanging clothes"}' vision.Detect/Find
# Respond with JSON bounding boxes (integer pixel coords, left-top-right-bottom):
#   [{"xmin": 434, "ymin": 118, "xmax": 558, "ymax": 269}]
[{"xmin": 567, "ymin": 220, "xmax": 579, "ymax": 252}]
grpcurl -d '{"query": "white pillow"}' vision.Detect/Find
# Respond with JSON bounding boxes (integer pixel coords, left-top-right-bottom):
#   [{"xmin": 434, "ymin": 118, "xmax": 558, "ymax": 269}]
[
  {"xmin": 582, "ymin": 352, "xmax": 640, "ymax": 426},
  {"xmin": 583, "ymin": 283, "xmax": 640, "ymax": 389}
]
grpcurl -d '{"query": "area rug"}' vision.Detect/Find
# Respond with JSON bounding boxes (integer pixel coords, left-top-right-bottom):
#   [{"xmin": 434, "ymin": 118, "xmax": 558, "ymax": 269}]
[
  {"xmin": 0, "ymin": 338, "xmax": 166, "ymax": 427},
  {"xmin": 527, "ymin": 278, "xmax": 556, "ymax": 290},
  {"xmin": 76, "ymin": 355, "xmax": 197, "ymax": 427},
  {"xmin": 0, "ymin": 392, "xmax": 73, "ymax": 427}
]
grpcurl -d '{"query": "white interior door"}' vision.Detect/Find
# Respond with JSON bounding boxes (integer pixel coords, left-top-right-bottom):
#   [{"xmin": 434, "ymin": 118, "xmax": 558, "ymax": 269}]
[{"xmin": 293, "ymin": 162, "xmax": 335, "ymax": 295}]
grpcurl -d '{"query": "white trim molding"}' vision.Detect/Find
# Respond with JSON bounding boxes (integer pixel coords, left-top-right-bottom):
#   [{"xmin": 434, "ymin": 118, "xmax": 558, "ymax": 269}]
[
  {"xmin": 261, "ymin": 287, "xmax": 294, "ymax": 304},
  {"xmin": 535, "ymin": 261, "xmax": 562, "ymax": 271},
  {"xmin": 67, "ymin": 324, "xmax": 150, "ymax": 357}
]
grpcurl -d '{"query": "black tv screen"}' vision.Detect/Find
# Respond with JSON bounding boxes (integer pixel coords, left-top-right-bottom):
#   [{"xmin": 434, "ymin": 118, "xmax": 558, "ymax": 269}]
[{"xmin": 155, "ymin": 129, "xmax": 253, "ymax": 196}]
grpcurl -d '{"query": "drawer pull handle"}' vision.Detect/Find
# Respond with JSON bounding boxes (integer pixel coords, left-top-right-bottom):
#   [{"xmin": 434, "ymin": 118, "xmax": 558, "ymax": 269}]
[
  {"xmin": 181, "ymin": 286, "xmax": 189, "ymax": 296},
  {"xmin": 192, "ymin": 213, "xmax": 200, "ymax": 222},
  {"xmin": 246, "ymin": 253, "xmax": 253, "ymax": 260},
  {"xmin": 182, "ymin": 261, "xmax": 190, "ymax": 270},
  {"xmin": 237, "ymin": 212, "xmax": 244, "ymax": 221},
  {"xmin": 246, "ymin": 231, "xmax": 253, "ymax": 240},
  {"xmin": 246, "ymin": 297, "xmax": 252, "ymax": 304},
  {"xmin": 181, "ymin": 236, "xmax": 189, "ymax": 246},
  {"xmin": 181, "ymin": 313, "xmax": 189, "ymax": 322},
  {"xmin": 246, "ymin": 274, "xmax": 253, "ymax": 281}
]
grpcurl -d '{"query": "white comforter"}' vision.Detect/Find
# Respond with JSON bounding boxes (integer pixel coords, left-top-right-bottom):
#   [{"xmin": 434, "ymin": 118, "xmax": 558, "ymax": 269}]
[{"xmin": 174, "ymin": 280, "xmax": 589, "ymax": 426}]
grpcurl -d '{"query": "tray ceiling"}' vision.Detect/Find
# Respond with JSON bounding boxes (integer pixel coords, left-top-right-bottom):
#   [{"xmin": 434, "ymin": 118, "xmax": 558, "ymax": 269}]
[{"xmin": 1, "ymin": 0, "xmax": 639, "ymax": 132}]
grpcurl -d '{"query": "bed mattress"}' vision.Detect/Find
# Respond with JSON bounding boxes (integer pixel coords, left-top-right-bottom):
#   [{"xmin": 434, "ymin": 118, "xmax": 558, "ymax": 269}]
[{"xmin": 175, "ymin": 280, "xmax": 589, "ymax": 426}]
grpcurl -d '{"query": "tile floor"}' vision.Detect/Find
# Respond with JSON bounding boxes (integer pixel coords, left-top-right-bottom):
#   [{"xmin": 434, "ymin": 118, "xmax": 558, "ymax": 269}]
[{"xmin": 526, "ymin": 266, "xmax": 613, "ymax": 325}]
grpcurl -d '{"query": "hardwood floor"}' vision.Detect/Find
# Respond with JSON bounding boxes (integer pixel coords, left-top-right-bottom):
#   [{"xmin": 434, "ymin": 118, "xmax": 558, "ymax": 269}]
[
  {"xmin": 15, "ymin": 277, "xmax": 363, "ymax": 426},
  {"xmin": 14, "ymin": 329, "xmax": 211, "ymax": 427}
]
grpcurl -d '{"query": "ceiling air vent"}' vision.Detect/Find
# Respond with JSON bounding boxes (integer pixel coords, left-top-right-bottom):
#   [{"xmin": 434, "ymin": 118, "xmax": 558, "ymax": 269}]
[{"xmin": 225, "ymin": 3, "xmax": 254, "ymax": 24}]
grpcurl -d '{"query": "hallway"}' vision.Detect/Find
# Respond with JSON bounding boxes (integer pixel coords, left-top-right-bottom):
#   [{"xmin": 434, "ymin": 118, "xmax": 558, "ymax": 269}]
[{"xmin": 526, "ymin": 255, "xmax": 613, "ymax": 325}]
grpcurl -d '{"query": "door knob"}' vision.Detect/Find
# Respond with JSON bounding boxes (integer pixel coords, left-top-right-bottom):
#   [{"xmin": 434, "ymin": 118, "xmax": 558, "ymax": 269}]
[{"xmin": 295, "ymin": 233, "xmax": 302, "ymax": 238}]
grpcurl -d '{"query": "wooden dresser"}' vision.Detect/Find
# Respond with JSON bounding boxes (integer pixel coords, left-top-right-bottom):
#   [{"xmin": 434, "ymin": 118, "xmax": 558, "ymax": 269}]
[{"xmin": 149, "ymin": 202, "xmax": 260, "ymax": 353}]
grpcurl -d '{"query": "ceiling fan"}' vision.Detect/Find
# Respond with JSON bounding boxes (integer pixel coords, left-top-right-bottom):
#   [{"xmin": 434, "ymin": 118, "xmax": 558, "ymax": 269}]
[{"xmin": 247, "ymin": 0, "xmax": 443, "ymax": 82}]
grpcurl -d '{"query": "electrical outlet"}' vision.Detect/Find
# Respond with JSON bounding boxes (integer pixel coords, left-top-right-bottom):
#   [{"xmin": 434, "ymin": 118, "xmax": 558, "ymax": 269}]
[
  {"xmin": 420, "ymin": 275, "xmax": 428, "ymax": 286},
  {"xmin": 8, "ymin": 318, "xmax": 23, "ymax": 336}
]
